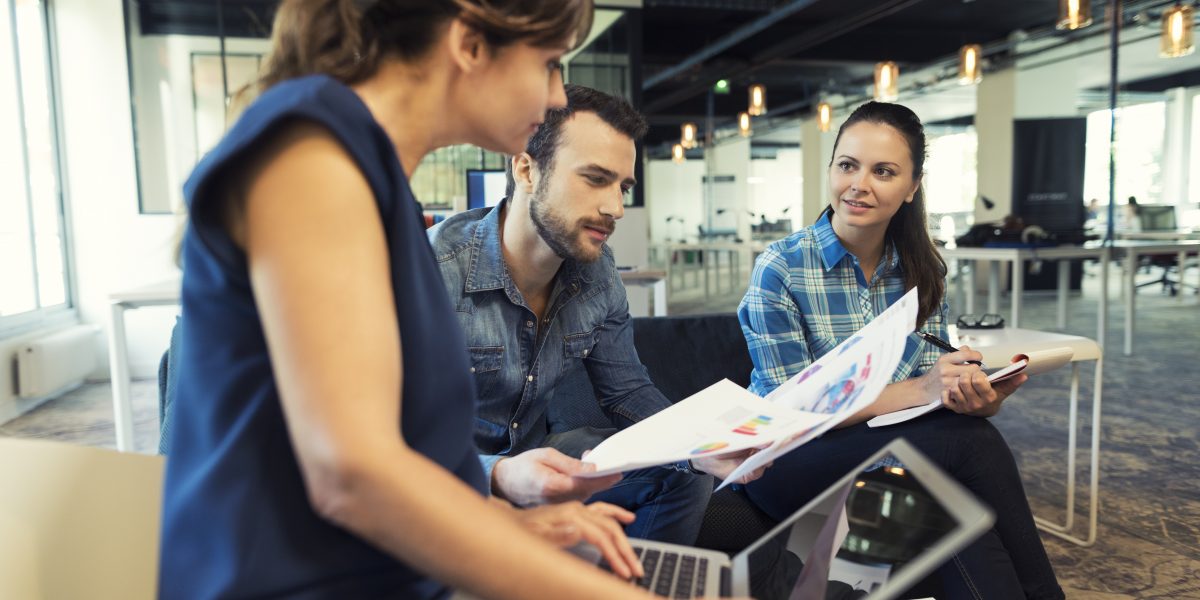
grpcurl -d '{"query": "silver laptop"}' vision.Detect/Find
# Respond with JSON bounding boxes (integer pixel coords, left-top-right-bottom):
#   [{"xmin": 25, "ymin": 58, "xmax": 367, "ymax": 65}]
[{"xmin": 609, "ymin": 438, "xmax": 995, "ymax": 599}]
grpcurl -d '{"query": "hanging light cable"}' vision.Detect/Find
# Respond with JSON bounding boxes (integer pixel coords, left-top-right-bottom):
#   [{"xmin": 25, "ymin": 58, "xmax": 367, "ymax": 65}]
[
  {"xmin": 1057, "ymin": 0, "xmax": 1092, "ymax": 30},
  {"xmin": 816, "ymin": 101, "xmax": 832, "ymax": 132},
  {"xmin": 1161, "ymin": 4, "xmax": 1195, "ymax": 58},
  {"xmin": 958, "ymin": 44, "xmax": 983, "ymax": 85},
  {"xmin": 748, "ymin": 84, "xmax": 767, "ymax": 116},
  {"xmin": 874, "ymin": 61, "xmax": 899, "ymax": 101},
  {"xmin": 680, "ymin": 122, "xmax": 698, "ymax": 149}
]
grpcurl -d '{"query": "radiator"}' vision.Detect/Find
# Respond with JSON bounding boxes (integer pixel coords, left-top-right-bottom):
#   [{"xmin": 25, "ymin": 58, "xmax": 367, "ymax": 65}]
[{"xmin": 16, "ymin": 325, "xmax": 100, "ymax": 399}]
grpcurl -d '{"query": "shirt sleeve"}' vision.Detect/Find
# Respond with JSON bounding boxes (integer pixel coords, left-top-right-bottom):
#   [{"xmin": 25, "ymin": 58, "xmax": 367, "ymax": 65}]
[
  {"xmin": 737, "ymin": 245, "xmax": 813, "ymax": 397},
  {"xmin": 583, "ymin": 276, "xmax": 673, "ymax": 429},
  {"xmin": 912, "ymin": 299, "xmax": 950, "ymax": 377}
]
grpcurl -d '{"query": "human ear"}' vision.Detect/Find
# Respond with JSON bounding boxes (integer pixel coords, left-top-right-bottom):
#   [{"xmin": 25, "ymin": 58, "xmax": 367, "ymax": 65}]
[{"xmin": 445, "ymin": 18, "xmax": 488, "ymax": 74}]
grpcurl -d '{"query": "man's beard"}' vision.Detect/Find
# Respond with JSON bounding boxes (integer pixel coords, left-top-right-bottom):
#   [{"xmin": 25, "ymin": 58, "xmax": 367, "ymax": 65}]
[{"xmin": 528, "ymin": 176, "xmax": 613, "ymax": 264}]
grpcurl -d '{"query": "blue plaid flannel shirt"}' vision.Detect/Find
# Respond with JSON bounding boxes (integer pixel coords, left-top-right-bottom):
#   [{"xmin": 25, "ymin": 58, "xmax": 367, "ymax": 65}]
[{"xmin": 737, "ymin": 212, "xmax": 948, "ymax": 399}]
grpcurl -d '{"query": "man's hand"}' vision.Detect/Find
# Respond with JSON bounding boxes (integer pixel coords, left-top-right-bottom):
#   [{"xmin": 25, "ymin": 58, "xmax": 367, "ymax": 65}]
[
  {"xmin": 689, "ymin": 448, "xmax": 771, "ymax": 484},
  {"xmin": 492, "ymin": 448, "xmax": 622, "ymax": 507},
  {"xmin": 511, "ymin": 501, "xmax": 644, "ymax": 580}
]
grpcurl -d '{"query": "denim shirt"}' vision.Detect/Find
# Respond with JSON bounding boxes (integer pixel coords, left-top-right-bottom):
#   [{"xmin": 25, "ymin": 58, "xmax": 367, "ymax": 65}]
[{"xmin": 428, "ymin": 201, "xmax": 671, "ymax": 486}]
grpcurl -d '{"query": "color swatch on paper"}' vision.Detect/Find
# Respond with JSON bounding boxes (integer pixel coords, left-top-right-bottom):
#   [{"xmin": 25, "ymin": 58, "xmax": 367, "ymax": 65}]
[
  {"xmin": 732, "ymin": 415, "xmax": 773, "ymax": 436},
  {"xmin": 691, "ymin": 442, "xmax": 730, "ymax": 455}
]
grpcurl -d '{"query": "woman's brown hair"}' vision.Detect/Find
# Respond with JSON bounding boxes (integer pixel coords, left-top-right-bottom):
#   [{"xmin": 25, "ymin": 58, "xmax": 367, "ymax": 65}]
[
  {"xmin": 258, "ymin": 0, "xmax": 594, "ymax": 90},
  {"xmin": 825, "ymin": 101, "xmax": 946, "ymax": 328}
]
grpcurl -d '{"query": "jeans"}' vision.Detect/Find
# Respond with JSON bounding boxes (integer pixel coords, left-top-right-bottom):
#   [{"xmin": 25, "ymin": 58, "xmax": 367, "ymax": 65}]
[
  {"xmin": 745, "ymin": 410, "xmax": 1065, "ymax": 600},
  {"xmin": 546, "ymin": 427, "xmax": 713, "ymax": 545}
]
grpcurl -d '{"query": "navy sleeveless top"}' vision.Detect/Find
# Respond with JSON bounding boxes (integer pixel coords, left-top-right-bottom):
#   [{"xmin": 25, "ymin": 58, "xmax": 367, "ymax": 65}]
[{"xmin": 160, "ymin": 75, "xmax": 486, "ymax": 599}]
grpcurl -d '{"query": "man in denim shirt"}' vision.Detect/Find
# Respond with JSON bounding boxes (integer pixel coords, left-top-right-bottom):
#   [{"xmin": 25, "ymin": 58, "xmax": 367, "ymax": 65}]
[{"xmin": 428, "ymin": 86, "xmax": 763, "ymax": 544}]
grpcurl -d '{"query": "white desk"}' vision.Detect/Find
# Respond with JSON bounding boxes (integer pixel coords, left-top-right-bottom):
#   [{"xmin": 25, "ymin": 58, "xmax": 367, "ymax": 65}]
[
  {"xmin": 938, "ymin": 244, "xmax": 1111, "ymax": 346},
  {"xmin": 107, "ymin": 279, "xmax": 181, "ymax": 452},
  {"xmin": 619, "ymin": 270, "xmax": 668, "ymax": 316},
  {"xmin": 1111, "ymin": 240, "xmax": 1200, "ymax": 356},
  {"xmin": 654, "ymin": 242, "xmax": 762, "ymax": 298},
  {"xmin": 951, "ymin": 326, "xmax": 1103, "ymax": 547}
]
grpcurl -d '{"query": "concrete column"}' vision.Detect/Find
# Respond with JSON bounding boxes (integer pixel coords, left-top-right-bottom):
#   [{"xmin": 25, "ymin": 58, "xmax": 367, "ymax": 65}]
[
  {"xmin": 975, "ymin": 68, "xmax": 1016, "ymax": 224},
  {"xmin": 800, "ymin": 116, "xmax": 837, "ymax": 225},
  {"xmin": 1162, "ymin": 86, "xmax": 1196, "ymax": 205}
]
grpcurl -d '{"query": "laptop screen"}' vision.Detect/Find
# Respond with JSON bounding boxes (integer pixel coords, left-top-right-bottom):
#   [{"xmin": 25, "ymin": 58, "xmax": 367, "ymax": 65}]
[{"xmin": 740, "ymin": 449, "xmax": 974, "ymax": 600}]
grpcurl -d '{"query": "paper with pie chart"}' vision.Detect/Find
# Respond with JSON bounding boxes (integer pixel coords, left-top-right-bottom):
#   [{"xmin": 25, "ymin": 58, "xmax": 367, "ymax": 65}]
[
  {"xmin": 579, "ymin": 379, "xmax": 829, "ymax": 478},
  {"xmin": 582, "ymin": 288, "xmax": 919, "ymax": 484}
]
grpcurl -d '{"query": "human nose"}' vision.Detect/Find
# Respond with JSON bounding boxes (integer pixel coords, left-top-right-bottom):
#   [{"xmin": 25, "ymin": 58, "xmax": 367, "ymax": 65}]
[
  {"xmin": 601, "ymin": 190, "xmax": 625, "ymax": 220},
  {"xmin": 547, "ymin": 68, "xmax": 567, "ymax": 110}
]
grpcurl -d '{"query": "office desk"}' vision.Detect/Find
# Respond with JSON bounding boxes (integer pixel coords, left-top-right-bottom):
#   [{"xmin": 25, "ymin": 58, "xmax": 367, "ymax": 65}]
[
  {"xmin": 951, "ymin": 326, "xmax": 1103, "ymax": 547},
  {"xmin": 938, "ymin": 245, "xmax": 1111, "ymax": 346},
  {"xmin": 619, "ymin": 270, "xmax": 668, "ymax": 316},
  {"xmin": 654, "ymin": 242, "xmax": 767, "ymax": 298},
  {"xmin": 107, "ymin": 278, "xmax": 181, "ymax": 452},
  {"xmin": 1112, "ymin": 239, "xmax": 1200, "ymax": 356}
]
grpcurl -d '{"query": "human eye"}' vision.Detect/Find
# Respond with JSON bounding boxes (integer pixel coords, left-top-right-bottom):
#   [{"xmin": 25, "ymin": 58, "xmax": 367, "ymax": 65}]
[
  {"xmin": 547, "ymin": 59, "xmax": 564, "ymax": 73},
  {"xmin": 874, "ymin": 167, "xmax": 896, "ymax": 178},
  {"xmin": 836, "ymin": 161, "xmax": 854, "ymax": 172},
  {"xmin": 585, "ymin": 174, "xmax": 606, "ymax": 186}
]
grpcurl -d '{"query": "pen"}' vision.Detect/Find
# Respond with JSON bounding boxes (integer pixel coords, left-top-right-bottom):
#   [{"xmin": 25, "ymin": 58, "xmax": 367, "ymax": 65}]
[{"xmin": 916, "ymin": 331, "xmax": 984, "ymax": 366}]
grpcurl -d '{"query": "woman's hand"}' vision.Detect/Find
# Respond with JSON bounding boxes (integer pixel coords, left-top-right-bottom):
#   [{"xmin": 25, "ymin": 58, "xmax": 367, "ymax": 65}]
[
  {"xmin": 921, "ymin": 346, "xmax": 1021, "ymax": 417},
  {"xmin": 510, "ymin": 501, "xmax": 644, "ymax": 580}
]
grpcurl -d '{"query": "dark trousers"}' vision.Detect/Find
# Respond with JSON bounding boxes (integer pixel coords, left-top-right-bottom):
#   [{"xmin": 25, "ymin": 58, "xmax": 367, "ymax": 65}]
[
  {"xmin": 745, "ymin": 410, "xmax": 1065, "ymax": 600},
  {"xmin": 546, "ymin": 427, "xmax": 714, "ymax": 545}
]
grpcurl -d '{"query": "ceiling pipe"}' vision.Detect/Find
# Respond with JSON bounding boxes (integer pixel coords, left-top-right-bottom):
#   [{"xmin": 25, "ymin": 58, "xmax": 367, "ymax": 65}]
[
  {"xmin": 642, "ymin": 0, "xmax": 824, "ymax": 91},
  {"xmin": 643, "ymin": 0, "xmax": 926, "ymax": 113}
]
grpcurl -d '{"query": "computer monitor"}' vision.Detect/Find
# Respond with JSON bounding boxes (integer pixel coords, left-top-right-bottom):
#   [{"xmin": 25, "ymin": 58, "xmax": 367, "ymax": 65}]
[
  {"xmin": 466, "ymin": 169, "xmax": 507, "ymax": 210},
  {"xmin": 1139, "ymin": 205, "xmax": 1178, "ymax": 231}
]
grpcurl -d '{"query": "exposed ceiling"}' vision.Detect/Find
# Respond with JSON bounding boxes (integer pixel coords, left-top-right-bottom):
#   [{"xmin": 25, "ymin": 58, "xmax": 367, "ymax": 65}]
[{"xmin": 132, "ymin": 0, "xmax": 1200, "ymax": 149}]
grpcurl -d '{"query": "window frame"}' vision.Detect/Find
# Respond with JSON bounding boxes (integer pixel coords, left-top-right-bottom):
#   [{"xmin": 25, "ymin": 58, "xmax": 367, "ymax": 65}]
[{"xmin": 0, "ymin": 0, "xmax": 77, "ymax": 339}]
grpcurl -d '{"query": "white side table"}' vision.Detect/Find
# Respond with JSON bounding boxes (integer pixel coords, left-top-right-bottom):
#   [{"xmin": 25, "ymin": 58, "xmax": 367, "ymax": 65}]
[
  {"xmin": 107, "ymin": 278, "xmax": 181, "ymax": 452},
  {"xmin": 619, "ymin": 270, "xmax": 668, "ymax": 317},
  {"xmin": 950, "ymin": 326, "xmax": 1103, "ymax": 547}
]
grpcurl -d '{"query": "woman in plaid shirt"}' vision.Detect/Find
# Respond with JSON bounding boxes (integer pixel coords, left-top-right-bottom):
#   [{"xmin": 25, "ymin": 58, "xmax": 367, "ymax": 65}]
[{"xmin": 737, "ymin": 102, "xmax": 1063, "ymax": 600}]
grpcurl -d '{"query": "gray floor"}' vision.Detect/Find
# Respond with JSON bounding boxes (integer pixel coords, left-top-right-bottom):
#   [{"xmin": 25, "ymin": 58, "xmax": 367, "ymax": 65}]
[{"xmin": 3, "ymin": 262, "xmax": 1198, "ymax": 598}]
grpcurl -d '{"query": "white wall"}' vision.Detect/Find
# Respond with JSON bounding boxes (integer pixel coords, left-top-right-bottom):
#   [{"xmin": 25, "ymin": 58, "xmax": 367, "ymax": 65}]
[
  {"xmin": 645, "ymin": 157, "xmax": 705, "ymax": 245},
  {"xmin": 56, "ymin": 0, "xmax": 180, "ymax": 379},
  {"xmin": 748, "ymin": 148, "xmax": 803, "ymax": 233}
]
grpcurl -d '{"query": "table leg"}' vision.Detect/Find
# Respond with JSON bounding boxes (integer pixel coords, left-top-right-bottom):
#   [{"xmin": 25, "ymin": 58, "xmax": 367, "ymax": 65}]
[
  {"xmin": 955, "ymin": 259, "xmax": 965, "ymax": 315},
  {"xmin": 107, "ymin": 302, "xmax": 135, "ymax": 452},
  {"xmin": 1034, "ymin": 359, "xmax": 1101, "ymax": 547},
  {"xmin": 1125, "ymin": 249, "xmax": 1137, "ymax": 356},
  {"xmin": 1057, "ymin": 259, "xmax": 1070, "ymax": 329},
  {"xmin": 1011, "ymin": 259, "xmax": 1024, "ymax": 328},
  {"xmin": 987, "ymin": 261, "xmax": 1000, "ymax": 315},
  {"xmin": 1179, "ymin": 250, "xmax": 1188, "ymax": 304},
  {"xmin": 703, "ymin": 250, "xmax": 711, "ymax": 299},
  {"xmin": 1098, "ymin": 248, "xmax": 1109, "ymax": 349},
  {"xmin": 965, "ymin": 259, "xmax": 976, "ymax": 314},
  {"xmin": 652, "ymin": 279, "xmax": 667, "ymax": 316}
]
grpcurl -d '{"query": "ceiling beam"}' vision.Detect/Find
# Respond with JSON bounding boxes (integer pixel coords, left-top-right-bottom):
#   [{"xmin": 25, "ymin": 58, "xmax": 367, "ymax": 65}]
[
  {"xmin": 642, "ymin": 0, "xmax": 928, "ymax": 114},
  {"xmin": 642, "ymin": 0, "xmax": 824, "ymax": 90}
]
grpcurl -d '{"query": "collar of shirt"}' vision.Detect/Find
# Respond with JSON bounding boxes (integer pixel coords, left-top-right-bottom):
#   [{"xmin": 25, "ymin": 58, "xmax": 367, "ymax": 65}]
[
  {"xmin": 463, "ymin": 198, "xmax": 593, "ymax": 304},
  {"xmin": 813, "ymin": 210, "xmax": 901, "ymax": 278}
]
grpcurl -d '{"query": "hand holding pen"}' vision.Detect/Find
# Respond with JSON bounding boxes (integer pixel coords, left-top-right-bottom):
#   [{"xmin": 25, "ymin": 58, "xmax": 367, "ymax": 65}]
[{"xmin": 916, "ymin": 331, "xmax": 983, "ymax": 366}]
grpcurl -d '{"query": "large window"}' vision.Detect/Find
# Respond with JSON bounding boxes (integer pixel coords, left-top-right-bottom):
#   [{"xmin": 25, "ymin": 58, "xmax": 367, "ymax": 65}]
[
  {"xmin": 1083, "ymin": 101, "xmax": 1166, "ymax": 207},
  {"xmin": 924, "ymin": 128, "xmax": 978, "ymax": 242},
  {"xmin": 1, "ymin": 0, "xmax": 70, "ymax": 334}
]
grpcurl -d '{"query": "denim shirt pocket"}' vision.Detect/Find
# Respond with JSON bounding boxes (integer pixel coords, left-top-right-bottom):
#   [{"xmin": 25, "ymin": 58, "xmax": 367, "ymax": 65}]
[
  {"xmin": 562, "ymin": 330, "xmax": 597, "ymax": 360},
  {"xmin": 468, "ymin": 346, "xmax": 505, "ymax": 397}
]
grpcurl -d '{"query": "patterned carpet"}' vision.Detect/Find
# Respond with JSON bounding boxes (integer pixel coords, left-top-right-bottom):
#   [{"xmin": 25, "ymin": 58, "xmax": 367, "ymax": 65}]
[{"xmin": 3, "ymin": 264, "xmax": 1198, "ymax": 598}]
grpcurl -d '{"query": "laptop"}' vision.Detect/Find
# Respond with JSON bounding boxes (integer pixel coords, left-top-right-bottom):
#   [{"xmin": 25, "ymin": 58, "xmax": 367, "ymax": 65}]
[{"xmin": 603, "ymin": 438, "xmax": 995, "ymax": 599}]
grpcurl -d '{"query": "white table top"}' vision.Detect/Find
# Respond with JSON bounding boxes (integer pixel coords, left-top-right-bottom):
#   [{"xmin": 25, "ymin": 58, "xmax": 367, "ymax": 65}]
[
  {"xmin": 948, "ymin": 325, "xmax": 1102, "ymax": 363},
  {"xmin": 937, "ymin": 243, "xmax": 1108, "ymax": 260},
  {"xmin": 109, "ymin": 277, "xmax": 181, "ymax": 305}
]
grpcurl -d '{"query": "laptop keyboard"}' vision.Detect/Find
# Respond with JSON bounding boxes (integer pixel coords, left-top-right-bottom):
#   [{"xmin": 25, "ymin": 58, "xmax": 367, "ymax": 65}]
[{"xmin": 631, "ymin": 547, "xmax": 709, "ymax": 598}]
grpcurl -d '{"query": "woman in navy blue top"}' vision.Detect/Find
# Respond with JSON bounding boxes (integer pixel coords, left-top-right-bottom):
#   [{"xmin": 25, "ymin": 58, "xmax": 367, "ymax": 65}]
[{"xmin": 159, "ymin": 1, "xmax": 656, "ymax": 599}]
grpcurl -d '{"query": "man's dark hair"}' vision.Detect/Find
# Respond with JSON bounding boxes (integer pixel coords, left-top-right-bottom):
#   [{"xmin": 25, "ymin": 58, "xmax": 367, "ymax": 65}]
[{"xmin": 505, "ymin": 84, "xmax": 648, "ymax": 197}]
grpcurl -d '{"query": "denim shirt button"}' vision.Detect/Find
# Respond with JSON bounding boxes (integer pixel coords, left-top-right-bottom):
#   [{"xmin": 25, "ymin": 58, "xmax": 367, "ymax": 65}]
[
  {"xmin": 525, "ymin": 320, "xmax": 534, "ymax": 328},
  {"xmin": 511, "ymin": 422, "xmax": 519, "ymax": 429},
  {"xmin": 526, "ymin": 375, "xmax": 534, "ymax": 382},
  {"xmin": 469, "ymin": 367, "xmax": 475, "ymax": 373},
  {"xmin": 582, "ymin": 349, "xmax": 589, "ymax": 357}
]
